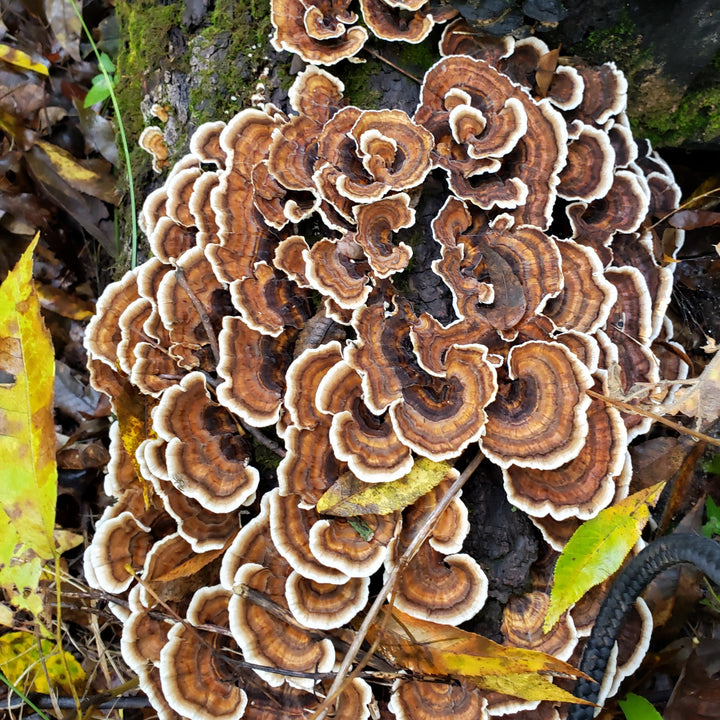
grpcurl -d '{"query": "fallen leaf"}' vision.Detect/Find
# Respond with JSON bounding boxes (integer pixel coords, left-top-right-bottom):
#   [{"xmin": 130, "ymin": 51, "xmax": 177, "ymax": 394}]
[
  {"xmin": 536, "ymin": 47, "xmax": 560, "ymax": 97},
  {"xmin": 667, "ymin": 209, "xmax": 720, "ymax": 230},
  {"xmin": 662, "ymin": 351, "xmax": 720, "ymax": 429},
  {"xmin": 619, "ymin": 692, "xmax": 663, "ymax": 720},
  {"xmin": 114, "ymin": 381, "xmax": 158, "ymax": 507},
  {"xmin": 316, "ymin": 458, "xmax": 456, "ymax": 516},
  {"xmin": 45, "ymin": 0, "xmax": 82, "ymax": 62},
  {"xmin": 543, "ymin": 482, "xmax": 665, "ymax": 632},
  {"xmin": 370, "ymin": 609, "xmax": 591, "ymax": 704},
  {"xmin": 0, "ymin": 631, "xmax": 86, "ymax": 694},
  {"xmin": 37, "ymin": 283, "xmax": 95, "ymax": 320},
  {"xmin": 0, "ymin": 235, "xmax": 58, "ymax": 617},
  {"xmin": 0, "ymin": 42, "xmax": 49, "ymax": 75}
]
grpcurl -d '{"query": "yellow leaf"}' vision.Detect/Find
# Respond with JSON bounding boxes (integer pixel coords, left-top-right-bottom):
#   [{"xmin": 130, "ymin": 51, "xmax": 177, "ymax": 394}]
[
  {"xmin": 369, "ymin": 609, "xmax": 589, "ymax": 704},
  {"xmin": 316, "ymin": 458, "xmax": 456, "ymax": 516},
  {"xmin": 0, "ymin": 631, "xmax": 86, "ymax": 694},
  {"xmin": 0, "ymin": 234, "xmax": 57, "ymax": 617},
  {"xmin": 544, "ymin": 482, "xmax": 665, "ymax": 632},
  {"xmin": 469, "ymin": 673, "xmax": 592, "ymax": 705},
  {"xmin": 34, "ymin": 140, "xmax": 120, "ymax": 204},
  {"xmin": 114, "ymin": 382, "xmax": 158, "ymax": 508},
  {"xmin": 0, "ymin": 43, "xmax": 49, "ymax": 76}
]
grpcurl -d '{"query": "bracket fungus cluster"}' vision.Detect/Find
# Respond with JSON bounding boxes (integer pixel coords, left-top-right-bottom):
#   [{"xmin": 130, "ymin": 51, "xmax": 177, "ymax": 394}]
[{"xmin": 86, "ymin": 11, "xmax": 689, "ymax": 720}]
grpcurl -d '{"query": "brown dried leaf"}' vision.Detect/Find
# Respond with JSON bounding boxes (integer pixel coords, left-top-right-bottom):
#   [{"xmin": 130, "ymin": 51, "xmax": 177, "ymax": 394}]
[
  {"xmin": 45, "ymin": 0, "xmax": 82, "ymax": 61},
  {"xmin": 667, "ymin": 209, "xmax": 720, "ymax": 230},
  {"xmin": 663, "ymin": 352, "xmax": 720, "ymax": 428}
]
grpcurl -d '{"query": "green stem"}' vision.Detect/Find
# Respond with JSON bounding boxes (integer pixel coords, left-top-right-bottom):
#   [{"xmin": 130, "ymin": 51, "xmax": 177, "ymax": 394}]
[{"xmin": 68, "ymin": 0, "xmax": 138, "ymax": 268}]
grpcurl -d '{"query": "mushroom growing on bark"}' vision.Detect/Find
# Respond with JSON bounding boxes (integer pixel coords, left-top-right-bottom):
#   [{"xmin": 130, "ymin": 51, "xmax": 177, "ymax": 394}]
[{"xmin": 85, "ymin": 17, "xmax": 689, "ymax": 720}]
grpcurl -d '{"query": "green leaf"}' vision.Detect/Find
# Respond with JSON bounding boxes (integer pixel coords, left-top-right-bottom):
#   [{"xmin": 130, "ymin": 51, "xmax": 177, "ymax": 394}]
[
  {"xmin": 702, "ymin": 454, "xmax": 720, "ymax": 474},
  {"xmin": 618, "ymin": 693, "xmax": 663, "ymax": 720},
  {"xmin": 84, "ymin": 82, "xmax": 112, "ymax": 108},
  {"xmin": 0, "ymin": 631, "xmax": 86, "ymax": 694},
  {"xmin": 316, "ymin": 457, "xmax": 456, "ymax": 516},
  {"xmin": 543, "ymin": 482, "xmax": 665, "ymax": 632},
  {"xmin": 702, "ymin": 495, "xmax": 720, "ymax": 539},
  {"xmin": 0, "ymin": 235, "xmax": 58, "ymax": 617},
  {"xmin": 97, "ymin": 51, "xmax": 115, "ymax": 74}
]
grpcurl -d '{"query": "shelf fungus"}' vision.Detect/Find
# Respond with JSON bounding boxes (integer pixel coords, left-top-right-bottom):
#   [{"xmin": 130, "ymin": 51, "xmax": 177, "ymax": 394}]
[{"xmin": 87, "ymin": 15, "xmax": 689, "ymax": 720}]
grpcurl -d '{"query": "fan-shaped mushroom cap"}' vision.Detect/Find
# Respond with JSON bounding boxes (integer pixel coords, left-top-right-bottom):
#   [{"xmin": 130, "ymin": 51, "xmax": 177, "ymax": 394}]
[
  {"xmin": 359, "ymin": 0, "xmax": 439, "ymax": 43},
  {"xmin": 503, "ymin": 395, "xmax": 625, "ymax": 520},
  {"xmin": 415, "ymin": 55, "xmax": 567, "ymax": 229},
  {"xmin": 388, "ymin": 540, "xmax": 487, "ymax": 624},
  {"xmin": 388, "ymin": 678, "xmax": 489, "ymax": 720},
  {"xmin": 217, "ymin": 316, "xmax": 297, "ymax": 426},
  {"xmin": 572, "ymin": 62, "xmax": 628, "ymax": 126},
  {"xmin": 316, "ymin": 107, "xmax": 434, "ymax": 206},
  {"xmin": 271, "ymin": 0, "xmax": 367, "ymax": 65},
  {"xmin": 501, "ymin": 591, "xmax": 578, "ymax": 661},
  {"xmin": 317, "ymin": 360, "xmax": 413, "ymax": 481},
  {"xmin": 160, "ymin": 586, "xmax": 247, "ymax": 720},
  {"xmin": 139, "ymin": 126, "xmax": 170, "ymax": 172},
  {"xmin": 481, "ymin": 341, "xmax": 593, "ymax": 470},
  {"xmin": 277, "ymin": 424, "xmax": 345, "ymax": 505},
  {"xmin": 352, "ymin": 193, "xmax": 415, "ymax": 278},
  {"xmin": 285, "ymin": 572, "xmax": 369, "ymax": 629},
  {"xmin": 543, "ymin": 239, "xmax": 617, "ymax": 334},
  {"xmin": 229, "ymin": 563, "xmax": 336, "ymax": 690},
  {"xmin": 308, "ymin": 512, "xmax": 398, "ymax": 577},
  {"xmin": 558, "ymin": 124, "xmax": 615, "ymax": 201},
  {"xmin": 88, "ymin": 510, "xmax": 154, "ymax": 594},
  {"xmin": 85, "ymin": 268, "xmax": 141, "ymax": 374},
  {"xmin": 269, "ymin": 490, "xmax": 349, "ymax": 583},
  {"xmin": 152, "ymin": 372, "xmax": 259, "ymax": 513}
]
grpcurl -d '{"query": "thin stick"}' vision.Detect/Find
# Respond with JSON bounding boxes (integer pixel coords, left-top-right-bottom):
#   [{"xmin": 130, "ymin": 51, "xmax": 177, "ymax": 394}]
[
  {"xmin": 587, "ymin": 389, "xmax": 720, "ymax": 447},
  {"xmin": 174, "ymin": 266, "xmax": 220, "ymax": 365},
  {"xmin": 310, "ymin": 451, "xmax": 484, "ymax": 720},
  {"xmin": 363, "ymin": 47, "xmax": 422, "ymax": 84},
  {"xmin": 647, "ymin": 185, "xmax": 720, "ymax": 230}
]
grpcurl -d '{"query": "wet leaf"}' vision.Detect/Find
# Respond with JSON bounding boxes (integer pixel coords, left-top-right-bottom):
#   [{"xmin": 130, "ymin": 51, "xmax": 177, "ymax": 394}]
[
  {"xmin": 316, "ymin": 458, "xmax": 456, "ymax": 516},
  {"xmin": 45, "ymin": 0, "xmax": 82, "ymax": 61},
  {"xmin": 34, "ymin": 139, "xmax": 120, "ymax": 204},
  {"xmin": 0, "ymin": 631, "xmax": 86, "ymax": 694},
  {"xmin": 370, "ymin": 609, "xmax": 590, "ymax": 704},
  {"xmin": 667, "ymin": 209, "xmax": 720, "ymax": 230},
  {"xmin": 544, "ymin": 482, "xmax": 665, "ymax": 632},
  {"xmin": 619, "ymin": 692, "xmax": 663, "ymax": 720},
  {"xmin": 536, "ymin": 47, "xmax": 560, "ymax": 97},
  {"xmin": 0, "ymin": 235, "xmax": 58, "ymax": 617},
  {"xmin": 0, "ymin": 42, "xmax": 49, "ymax": 75}
]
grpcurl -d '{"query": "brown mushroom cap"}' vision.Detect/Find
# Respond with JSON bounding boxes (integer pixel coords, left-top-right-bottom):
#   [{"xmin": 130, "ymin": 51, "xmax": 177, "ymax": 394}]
[
  {"xmin": 481, "ymin": 341, "xmax": 593, "ymax": 470},
  {"xmin": 269, "ymin": 490, "xmax": 349, "ymax": 584},
  {"xmin": 271, "ymin": 0, "xmax": 367, "ymax": 65},
  {"xmin": 277, "ymin": 424, "xmax": 345, "ymax": 505},
  {"xmin": 502, "ymin": 395, "xmax": 626, "ymax": 520},
  {"xmin": 352, "ymin": 193, "xmax": 415, "ymax": 278},
  {"xmin": 160, "ymin": 586, "xmax": 247, "ymax": 720},
  {"xmin": 308, "ymin": 513, "xmax": 398, "ymax": 577},
  {"xmin": 388, "ymin": 678, "xmax": 489, "ymax": 720},
  {"xmin": 557, "ymin": 124, "xmax": 615, "ymax": 202},
  {"xmin": 153, "ymin": 371, "xmax": 259, "ymax": 513},
  {"xmin": 543, "ymin": 239, "xmax": 617, "ymax": 334},
  {"xmin": 285, "ymin": 572, "xmax": 369, "ymax": 629},
  {"xmin": 317, "ymin": 360, "xmax": 413, "ymax": 481},
  {"xmin": 390, "ymin": 343, "xmax": 498, "ymax": 461},
  {"xmin": 217, "ymin": 316, "xmax": 297, "ymax": 426},
  {"xmin": 229, "ymin": 562, "xmax": 336, "ymax": 690},
  {"xmin": 501, "ymin": 590, "xmax": 578, "ymax": 660},
  {"xmin": 389, "ymin": 541, "xmax": 487, "ymax": 624}
]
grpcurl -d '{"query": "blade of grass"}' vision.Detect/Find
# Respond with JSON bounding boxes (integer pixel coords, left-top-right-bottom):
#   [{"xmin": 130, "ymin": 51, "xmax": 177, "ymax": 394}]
[
  {"xmin": 67, "ymin": 0, "xmax": 138, "ymax": 268},
  {"xmin": 0, "ymin": 669, "xmax": 51, "ymax": 720}
]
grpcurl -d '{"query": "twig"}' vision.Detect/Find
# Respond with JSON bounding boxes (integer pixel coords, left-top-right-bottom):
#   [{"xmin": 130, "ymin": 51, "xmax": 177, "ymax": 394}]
[
  {"xmin": 309, "ymin": 451, "xmax": 485, "ymax": 720},
  {"xmin": 586, "ymin": 388, "xmax": 720, "ymax": 447},
  {"xmin": 173, "ymin": 266, "xmax": 220, "ymax": 365},
  {"xmin": 363, "ymin": 47, "xmax": 421, "ymax": 84}
]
